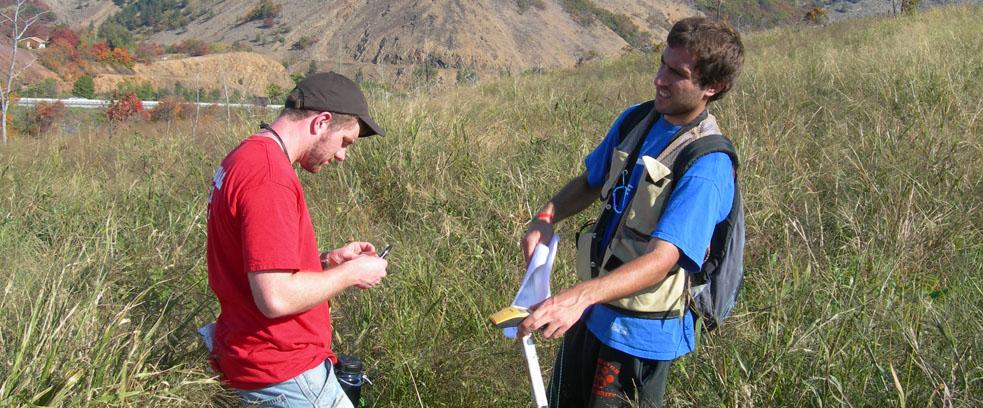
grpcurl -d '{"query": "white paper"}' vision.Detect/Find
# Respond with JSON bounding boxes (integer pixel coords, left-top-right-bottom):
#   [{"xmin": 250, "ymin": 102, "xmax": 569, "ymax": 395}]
[
  {"xmin": 503, "ymin": 234, "xmax": 559, "ymax": 338},
  {"xmin": 198, "ymin": 322, "xmax": 216, "ymax": 352}
]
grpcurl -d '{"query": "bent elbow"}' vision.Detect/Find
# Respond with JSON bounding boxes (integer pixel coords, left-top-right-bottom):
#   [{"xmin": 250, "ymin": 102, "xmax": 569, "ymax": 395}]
[{"xmin": 252, "ymin": 293, "xmax": 294, "ymax": 319}]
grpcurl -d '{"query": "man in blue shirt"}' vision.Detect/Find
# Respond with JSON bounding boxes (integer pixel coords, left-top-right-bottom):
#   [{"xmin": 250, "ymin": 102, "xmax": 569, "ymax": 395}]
[{"xmin": 518, "ymin": 18, "xmax": 745, "ymax": 407}]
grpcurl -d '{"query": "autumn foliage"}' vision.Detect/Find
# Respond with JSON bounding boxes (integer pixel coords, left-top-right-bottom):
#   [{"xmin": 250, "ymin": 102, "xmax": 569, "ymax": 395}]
[
  {"xmin": 22, "ymin": 101, "xmax": 66, "ymax": 137},
  {"xmin": 149, "ymin": 96, "xmax": 194, "ymax": 121},
  {"xmin": 106, "ymin": 92, "xmax": 149, "ymax": 123}
]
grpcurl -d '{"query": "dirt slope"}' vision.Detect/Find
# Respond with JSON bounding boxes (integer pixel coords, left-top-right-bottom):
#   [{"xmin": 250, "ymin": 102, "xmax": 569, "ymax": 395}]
[
  {"xmin": 44, "ymin": 1, "xmax": 119, "ymax": 29},
  {"xmin": 93, "ymin": 51, "xmax": 292, "ymax": 96}
]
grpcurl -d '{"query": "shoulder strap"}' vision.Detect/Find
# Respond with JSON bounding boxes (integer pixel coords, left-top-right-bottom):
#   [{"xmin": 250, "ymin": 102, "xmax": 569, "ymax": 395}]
[
  {"xmin": 617, "ymin": 100, "xmax": 656, "ymax": 144},
  {"xmin": 671, "ymin": 134, "xmax": 739, "ymax": 181},
  {"xmin": 590, "ymin": 101, "xmax": 658, "ymax": 278},
  {"xmin": 672, "ymin": 134, "xmax": 741, "ymax": 287}
]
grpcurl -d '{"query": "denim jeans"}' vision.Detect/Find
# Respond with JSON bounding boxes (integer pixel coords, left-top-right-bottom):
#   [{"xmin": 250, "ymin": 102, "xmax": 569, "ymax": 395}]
[{"xmin": 236, "ymin": 360, "xmax": 354, "ymax": 408}]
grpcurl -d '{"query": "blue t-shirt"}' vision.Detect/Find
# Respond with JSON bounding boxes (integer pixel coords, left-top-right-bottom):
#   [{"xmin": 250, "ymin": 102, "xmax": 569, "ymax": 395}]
[{"xmin": 582, "ymin": 105, "xmax": 734, "ymax": 360}]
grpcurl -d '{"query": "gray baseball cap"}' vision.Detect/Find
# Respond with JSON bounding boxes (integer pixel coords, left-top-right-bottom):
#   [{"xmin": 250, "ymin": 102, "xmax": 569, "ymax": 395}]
[{"xmin": 284, "ymin": 71, "xmax": 384, "ymax": 137}]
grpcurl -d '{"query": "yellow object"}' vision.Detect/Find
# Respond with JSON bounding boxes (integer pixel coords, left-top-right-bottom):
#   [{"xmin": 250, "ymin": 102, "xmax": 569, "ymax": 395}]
[{"xmin": 489, "ymin": 306, "xmax": 530, "ymax": 328}]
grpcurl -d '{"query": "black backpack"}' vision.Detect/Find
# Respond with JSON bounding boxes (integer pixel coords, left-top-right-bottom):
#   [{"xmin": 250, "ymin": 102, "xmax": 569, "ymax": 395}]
[{"xmin": 671, "ymin": 135, "xmax": 745, "ymax": 332}]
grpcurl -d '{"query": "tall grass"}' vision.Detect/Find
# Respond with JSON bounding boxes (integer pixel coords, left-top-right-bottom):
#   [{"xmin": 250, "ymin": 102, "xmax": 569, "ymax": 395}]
[{"xmin": 1, "ymin": 5, "xmax": 980, "ymax": 407}]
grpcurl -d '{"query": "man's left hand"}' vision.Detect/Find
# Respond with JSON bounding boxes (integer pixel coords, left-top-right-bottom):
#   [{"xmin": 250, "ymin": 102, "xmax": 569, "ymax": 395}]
[
  {"xmin": 517, "ymin": 288, "xmax": 593, "ymax": 340},
  {"xmin": 321, "ymin": 242, "xmax": 376, "ymax": 269}
]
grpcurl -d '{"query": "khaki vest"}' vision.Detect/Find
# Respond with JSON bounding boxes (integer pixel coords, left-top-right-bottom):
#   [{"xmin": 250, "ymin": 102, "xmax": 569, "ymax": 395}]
[{"xmin": 575, "ymin": 111, "xmax": 722, "ymax": 315}]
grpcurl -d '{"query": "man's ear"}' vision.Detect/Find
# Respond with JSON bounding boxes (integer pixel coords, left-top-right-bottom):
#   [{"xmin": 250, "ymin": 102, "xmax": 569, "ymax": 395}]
[
  {"xmin": 704, "ymin": 81, "xmax": 727, "ymax": 100},
  {"xmin": 310, "ymin": 112, "xmax": 333, "ymax": 134}
]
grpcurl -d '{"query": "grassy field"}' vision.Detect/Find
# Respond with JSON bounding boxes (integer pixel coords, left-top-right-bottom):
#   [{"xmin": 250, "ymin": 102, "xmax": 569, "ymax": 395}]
[{"xmin": 1, "ymin": 5, "xmax": 981, "ymax": 407}]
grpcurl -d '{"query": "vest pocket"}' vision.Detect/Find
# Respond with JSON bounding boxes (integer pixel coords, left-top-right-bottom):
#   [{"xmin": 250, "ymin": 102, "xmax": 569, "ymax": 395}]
[
  {"xmin": 601, "ymin": 149, "xmax": 629, "ymax": 199},
  {"xmin": 624, "ymin": 156, "xmax": 672, "ymax": 236}
]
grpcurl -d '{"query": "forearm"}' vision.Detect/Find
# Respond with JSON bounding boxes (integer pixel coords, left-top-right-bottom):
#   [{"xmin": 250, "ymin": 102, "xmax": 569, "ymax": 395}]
[
  {"xmin": 561, "ymin": 239, "xmax": 681, "ymax": 306},
  {"xmin": 541, "ymin": 172, "xmax": 599, "ymax": 223},
  {"xmin": 249, "ymin": 263, "xmax": 360, "ymax": 318}
]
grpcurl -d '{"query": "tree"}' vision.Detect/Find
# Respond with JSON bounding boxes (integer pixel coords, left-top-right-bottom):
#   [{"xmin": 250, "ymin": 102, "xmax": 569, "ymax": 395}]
[
  {"xmin": 1, "ymin": 0, "xmax": 49, "ymax": 144},
  {"xmin": 266, "ymin": 83, "xmax": 285, "ymax": 104},
  {"xmin": 97, "ymin": 20, "xmax": 134, "ymax": 49},
  {"xmin": 72, "ymin": 75, "xmax": 95, "ymax": 98}
]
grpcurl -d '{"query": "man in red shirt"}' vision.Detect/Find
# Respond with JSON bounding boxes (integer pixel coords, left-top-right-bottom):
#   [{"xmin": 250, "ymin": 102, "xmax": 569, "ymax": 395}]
[{"xmin": 206, "ymin": 72, "xmax": 388, "ymax": 407}]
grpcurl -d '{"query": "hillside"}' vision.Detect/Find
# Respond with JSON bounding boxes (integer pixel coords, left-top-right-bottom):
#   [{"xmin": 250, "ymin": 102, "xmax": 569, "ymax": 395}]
[
  {"xmin": 47, "ymin": 0, "xmax": 700, "ymax": 85},
  {"xmin": 92, "ymin": 51, "xmax": 293, "ymax": 98},
  {"xmin": 44, "ymin": 0, "xmax": 118, "ymax": 28}
]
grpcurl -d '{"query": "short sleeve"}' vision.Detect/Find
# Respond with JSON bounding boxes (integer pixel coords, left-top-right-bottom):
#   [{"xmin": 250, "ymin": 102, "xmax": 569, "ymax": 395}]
[
  {"xmin": 584, "ymin": 106, "xmax": 638, "ymax": 188},
  {"xmin": 239, "ymin": 182, "xmax": 302, "ymax": 273},
  {"xmin": 652, "ymin": 153, "xmax": 734, "ymax": 272}
]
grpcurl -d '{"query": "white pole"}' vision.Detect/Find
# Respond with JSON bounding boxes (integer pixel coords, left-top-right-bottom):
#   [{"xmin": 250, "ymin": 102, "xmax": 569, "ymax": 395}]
[{"xmin": 521, "ymin": 334, "xmax": 548, "ymax": 408}]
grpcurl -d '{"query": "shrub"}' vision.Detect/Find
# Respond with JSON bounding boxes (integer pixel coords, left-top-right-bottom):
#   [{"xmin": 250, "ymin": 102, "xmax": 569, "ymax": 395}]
[
  {"xmin": 116, "ymin": 80, "xmax": 156, "ymax": 100},
  {"xmin": 49, "ymin": 25, "xmax": 80, "ymax": 48},
  {"xmin": 242, "ymin": 0, "xmax": 282, "ymax": 24},
  {"xmin": 111, "ymin": 47, "xmax": 135, "ymax": 68},
  {"xmin": 170, "ymin": 39, "xmax": 210, "ymax": 56},
  {"xmin": 72, "ymin": 75, "xmax": 95, "ymax": 99},
  {"xmin": 804, "ymin": 7, "xmax": 828, "ymax": 25},
  {"xmin": 901, "ymin": 0, "xmax": 920, "ymax": 15},
  {"xmin": 149, "ymin": 96, "xmax": 192, "ymax": 121},
  {"xmin": 413, "ymin": 63, "xmax": 439, "ymax": 87},
  {"xmin": 135, "ymin": 41, "xmax": 165, "ymax": 62},
  {"xmin": 23, "ymin": 78, "xmax": 59, "ymax": 98},
  {"xmin": 291, "ymin": 36, "xmax": 316, "ymax": 50},
  {"xmin": 266, "ymin": 83, "xmax": 285, "ymax": 103},
  {"xmin": 456, "ymin": 66, "xmax": 478, "ymax": 84},
  {"xmin": 559, "ymin": 0, "xmax": 651, "ymax": 50},
  {"xmin": 516, "ymin": 0, "xmax": 546, "ymax": 13},
  {"xmin": 106, "ymin": 92, "xmax": 149, "ymax": 123},
  {"xmin": 21, "ymin": 101, "xmax": 66, "ymax": 137}
]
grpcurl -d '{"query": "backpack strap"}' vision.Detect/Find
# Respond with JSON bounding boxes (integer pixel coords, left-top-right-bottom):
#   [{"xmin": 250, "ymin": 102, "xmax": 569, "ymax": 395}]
[
  {"xmin": 589, "ymin": 102, "xmax": 658, "ymax": 278},
  {"xmin": 670, "ymin": 134, "xmax": 739, "ymax": 182},
  {"xmin": 671, "ymin": 133, "xmax": 739, "ymax": 279},
  {"xmin": 617, "ymin": 100, "xmax": 656, "ymax": 144}
]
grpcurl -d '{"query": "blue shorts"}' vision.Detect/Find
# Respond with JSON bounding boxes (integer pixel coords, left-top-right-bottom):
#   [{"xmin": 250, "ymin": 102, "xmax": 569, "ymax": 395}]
[{"xmin": 236, "ymin": 360, "xmax": 354, "ymax": 408}]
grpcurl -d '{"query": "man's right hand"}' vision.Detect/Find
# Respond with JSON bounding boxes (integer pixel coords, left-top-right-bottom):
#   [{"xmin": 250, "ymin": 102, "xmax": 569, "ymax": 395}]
[
  {"xmin": 343, "ymin": 255, "xmax": 388, "ymax": 289},
  {"xmin": 522, "ymin": 219, "xmax": 554, "ymax": 266}
]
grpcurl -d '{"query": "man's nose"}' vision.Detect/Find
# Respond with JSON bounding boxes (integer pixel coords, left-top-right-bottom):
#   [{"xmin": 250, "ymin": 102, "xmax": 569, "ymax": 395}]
[{"xmin": 654, "ymin": 66, "xmax": 666, "ymax": 87}]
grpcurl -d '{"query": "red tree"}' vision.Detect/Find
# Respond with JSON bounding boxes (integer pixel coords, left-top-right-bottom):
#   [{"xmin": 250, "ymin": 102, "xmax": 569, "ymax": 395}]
[
  {"xmin": 48, "ymin": 25, "xmax": 79, "ymax": 48},
  {"xmin": 106, "ymin": 92, "xmax": 149, "ymax": 123}
]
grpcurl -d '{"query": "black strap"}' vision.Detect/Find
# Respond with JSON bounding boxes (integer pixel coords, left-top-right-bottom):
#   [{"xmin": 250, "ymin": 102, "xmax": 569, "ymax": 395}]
[
  {"xmin": 590, "ymin": 102, "xmax": 658, "ymax": 277},
  {"xmin": 589, "ymin": 103, "xmax": 711, "ymax": 278},
  {"xmin": 671, "ymin": 134, "xmax": 739, "ymax": 285},
  {"xmin": 670, "ymin": 134, "xmax": 739, "ymax": 178},
  {"xmin": 259, "ymin": 122, "xmax": 290, "ymax": 162}
]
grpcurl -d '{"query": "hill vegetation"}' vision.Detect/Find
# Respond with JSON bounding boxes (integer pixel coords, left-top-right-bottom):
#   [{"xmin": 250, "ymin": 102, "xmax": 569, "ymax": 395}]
[{"xmin": 0, "ymin": 5, "xmax": 980, "ymax": 407}]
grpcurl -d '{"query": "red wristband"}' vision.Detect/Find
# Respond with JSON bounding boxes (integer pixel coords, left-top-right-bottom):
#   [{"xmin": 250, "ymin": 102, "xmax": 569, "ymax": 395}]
[{"xmin": 536, "ymin": 211, "xmax": 553, "ymax": 223}]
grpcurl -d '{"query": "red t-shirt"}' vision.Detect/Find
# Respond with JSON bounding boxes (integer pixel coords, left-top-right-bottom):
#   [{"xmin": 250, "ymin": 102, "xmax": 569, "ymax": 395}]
[{"xmin": 206, "ymin": 136, "xmax": 336, "ymax": 390}]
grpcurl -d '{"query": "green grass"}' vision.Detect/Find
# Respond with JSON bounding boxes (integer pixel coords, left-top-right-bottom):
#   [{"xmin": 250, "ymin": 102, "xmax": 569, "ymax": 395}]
[{"xmin": 1, "ymin": 5, "xmax": 981, "ymax": 407}]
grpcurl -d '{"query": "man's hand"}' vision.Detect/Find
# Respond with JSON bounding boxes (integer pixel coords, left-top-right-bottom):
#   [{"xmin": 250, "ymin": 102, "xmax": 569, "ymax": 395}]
[
  {"xmin": 341, "ymin": 255, "xmax": 388, "ymax": 289},
  {"xmin": 321, "ymin": 242, "xmax": 376, "ymax": 269},
  {"xmin": 517, "ymin": 287, "xmax": 594, "ymax": 339},
  {"xmin": 521, "ymin": 219, "xmax": 554, "ymax": 266}
]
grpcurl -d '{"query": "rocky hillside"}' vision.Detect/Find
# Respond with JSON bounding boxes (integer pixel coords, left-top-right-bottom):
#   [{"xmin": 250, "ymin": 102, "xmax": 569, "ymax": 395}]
[{"xmin": 45, "ymin": 0, "xmax": 700, "ymax": 86}]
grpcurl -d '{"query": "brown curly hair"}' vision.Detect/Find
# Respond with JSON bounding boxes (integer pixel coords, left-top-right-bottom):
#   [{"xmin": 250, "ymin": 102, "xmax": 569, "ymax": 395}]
[{"xmin": 667, "ymin": 17, "xmax": 745, "ymax": 101}]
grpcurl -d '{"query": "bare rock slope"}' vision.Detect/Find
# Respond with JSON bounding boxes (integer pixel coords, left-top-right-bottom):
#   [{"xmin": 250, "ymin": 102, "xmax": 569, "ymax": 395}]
[{"xmin": 52, "ymin": 0, "xmax": 699, "ymax": 87}]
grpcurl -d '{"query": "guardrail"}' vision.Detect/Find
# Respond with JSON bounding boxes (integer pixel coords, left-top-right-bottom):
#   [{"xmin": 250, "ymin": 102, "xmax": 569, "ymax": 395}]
[{"xmin": 16, "ymin": 97, "xmax": 283, "ymax": 110}]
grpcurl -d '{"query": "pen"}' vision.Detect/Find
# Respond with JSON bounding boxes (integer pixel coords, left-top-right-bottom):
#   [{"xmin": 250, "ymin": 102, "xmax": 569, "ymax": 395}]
[{"xmin": 378, "ymin": 244, "xmax": 392, "ymax": 259}]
